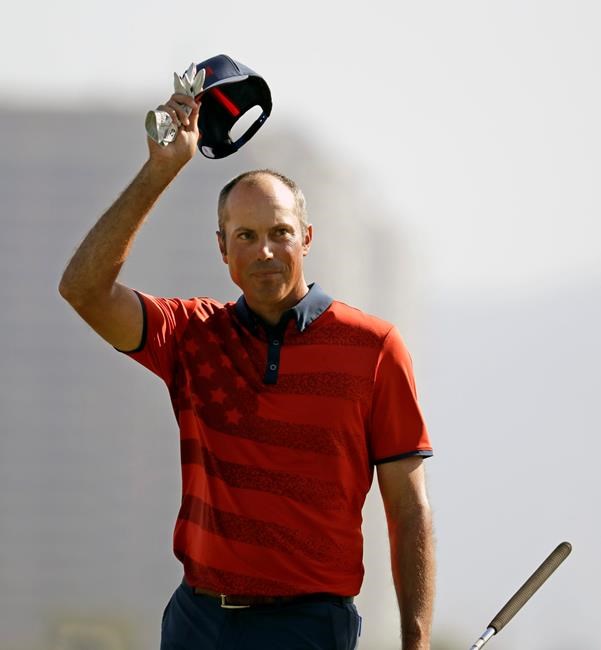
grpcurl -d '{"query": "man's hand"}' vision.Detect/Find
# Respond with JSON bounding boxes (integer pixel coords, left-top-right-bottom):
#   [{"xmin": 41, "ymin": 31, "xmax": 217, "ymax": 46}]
[{"xmin": 147, "ymin": 93, "xmax": 202, "ymax": 175}]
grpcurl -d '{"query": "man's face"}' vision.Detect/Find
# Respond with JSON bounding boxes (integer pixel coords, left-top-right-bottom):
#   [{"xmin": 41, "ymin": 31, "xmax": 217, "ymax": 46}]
[{"xmin": 218, "ymin": 175, "xmax": 313, "ymax": 314}]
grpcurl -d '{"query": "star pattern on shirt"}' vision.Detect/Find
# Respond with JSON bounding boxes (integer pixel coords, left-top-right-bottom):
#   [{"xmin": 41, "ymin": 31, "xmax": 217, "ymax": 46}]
[
  {"xmin": 185, "ymin": 339, "xmax": 201, "ymax": 355},
  {"xmin": 175, "ymin": 308, "xmax": 357, "ymax": 454},
  {"xmin": 197, "ymin": 362, "xmax": 214, "ymax": 378},
  {"xmin": 210, "ymin": 387, "xmax": 227, "ymax": 404},
  {"xmin": 206, "ymin": 331, "xmax": 219, "ymax": 344},
  {"xmin": 178, "ymin": 317, "xmax": 258, "ymax": 435},
  {"xmin": 219, "ymin": 354, "xmax": 233, "ymax": 369},
  {"xmin": 225, "ymin": 408, "xmax": 242, "ymax": 425}
]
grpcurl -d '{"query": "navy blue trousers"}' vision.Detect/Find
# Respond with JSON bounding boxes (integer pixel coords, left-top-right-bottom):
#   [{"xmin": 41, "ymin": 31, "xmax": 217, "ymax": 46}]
[{"xmin": 160, "ymin": 580, "xmax": 361, "ymax": 649}]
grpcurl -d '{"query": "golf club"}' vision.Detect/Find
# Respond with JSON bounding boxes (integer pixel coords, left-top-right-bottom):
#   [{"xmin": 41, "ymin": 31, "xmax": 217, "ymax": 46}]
[{"xmin": 468, "ymin": 541, "xmax": 572, "ymax": 649}]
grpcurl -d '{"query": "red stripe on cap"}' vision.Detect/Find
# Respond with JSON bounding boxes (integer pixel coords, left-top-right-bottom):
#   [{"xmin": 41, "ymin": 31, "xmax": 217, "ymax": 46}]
[
  {"xmin": 196, "ymin": 65, "xmax": 240, "ymax": 116},
  {"xmin": 211, "ymin": 87, "xmax": 241, "ymax": 117}
]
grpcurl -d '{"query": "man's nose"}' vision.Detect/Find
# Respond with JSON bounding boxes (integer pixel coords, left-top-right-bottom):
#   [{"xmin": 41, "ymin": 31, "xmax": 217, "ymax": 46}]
[{"xmin": 256, "ymin": 238, "xmax": 274, "ymax": 260}]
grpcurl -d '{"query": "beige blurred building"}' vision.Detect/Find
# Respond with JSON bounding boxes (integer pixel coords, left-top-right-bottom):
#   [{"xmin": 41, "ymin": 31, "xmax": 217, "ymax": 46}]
[{"xmin": 0, "ymin": 108, "xmax": 416, "ymax": 650}]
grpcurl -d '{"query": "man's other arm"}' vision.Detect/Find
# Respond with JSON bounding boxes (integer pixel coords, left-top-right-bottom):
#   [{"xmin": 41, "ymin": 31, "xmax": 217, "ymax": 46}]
[
  {"xmin": 377, "ymin": 456, "xmax": 435, "ymax": 650},
  {"xmin": 58, "ymin": 94, "xmax": 201, "ymax": 351}
]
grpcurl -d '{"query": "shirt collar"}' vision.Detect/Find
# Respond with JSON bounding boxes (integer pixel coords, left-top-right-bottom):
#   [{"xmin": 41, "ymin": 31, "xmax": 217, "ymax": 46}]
[{"xmin": 234, "ymin": 283, "xmax": 332, "ymax": 334}]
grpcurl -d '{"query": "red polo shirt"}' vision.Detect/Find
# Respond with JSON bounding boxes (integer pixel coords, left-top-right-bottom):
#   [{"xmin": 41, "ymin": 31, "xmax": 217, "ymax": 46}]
[{"xmin": 122, "ymin": 284, "xmax": 432, "ymax": 596}]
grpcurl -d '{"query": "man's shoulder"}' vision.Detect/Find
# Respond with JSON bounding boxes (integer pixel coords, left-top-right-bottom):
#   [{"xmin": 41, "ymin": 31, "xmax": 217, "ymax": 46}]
[
  {"xmin": 136, "ymin": 292, "xmax": 236, "ymax": 327},
  {"xmin": 327, "ymin": 299, "xmax": 395, "ymax": 339},
  {"xmin": 149, "ymin": 294, "xmax": 231, "ymax": 314},
  {"xmin": 181, "ymin": 295, "xmax": 229, "ymax": 311},
  {"xmin": 179, "ymin": 296, "xmax": 241, "ymax": 327}
]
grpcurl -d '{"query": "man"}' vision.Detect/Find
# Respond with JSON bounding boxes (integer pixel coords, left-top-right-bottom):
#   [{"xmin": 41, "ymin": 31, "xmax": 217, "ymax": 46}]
[{"xmin": 59, "ymin": 90, "xmax": 435, "ymax": 650}]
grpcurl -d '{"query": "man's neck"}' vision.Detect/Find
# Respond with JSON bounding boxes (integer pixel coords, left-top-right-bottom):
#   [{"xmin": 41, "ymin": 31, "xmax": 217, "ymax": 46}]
[{"xmin": 246, "ymin": 283, "xmax": 310, "ymax": 326}]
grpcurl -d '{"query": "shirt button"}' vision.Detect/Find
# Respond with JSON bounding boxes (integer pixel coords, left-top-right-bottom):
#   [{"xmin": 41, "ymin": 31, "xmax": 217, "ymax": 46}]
[
  {"xmin": 272, "ymin": 340, "xmax": 280, "ymax": 346},
  {"xmin": 269, "ymin": 363, "xmax": 277, "ymax": 371}
]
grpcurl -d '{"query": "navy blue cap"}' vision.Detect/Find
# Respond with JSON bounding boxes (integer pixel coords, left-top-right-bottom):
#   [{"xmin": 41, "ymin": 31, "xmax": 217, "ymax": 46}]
[{"xmin": 191, "ymin": 54, "xmax": 272, "ymax": 159}]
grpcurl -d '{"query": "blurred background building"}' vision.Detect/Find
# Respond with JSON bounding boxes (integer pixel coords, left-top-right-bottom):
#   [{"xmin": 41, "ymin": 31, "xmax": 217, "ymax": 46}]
[{"xmin": 1, "ymin": 2, "xmax": 600, "ymax": 649}]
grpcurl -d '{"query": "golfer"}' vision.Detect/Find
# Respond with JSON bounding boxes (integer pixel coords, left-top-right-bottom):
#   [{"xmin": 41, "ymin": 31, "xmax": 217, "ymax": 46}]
[{"xmin": 59, "ymin": 91, "xmax": 435, "ymax": 650}]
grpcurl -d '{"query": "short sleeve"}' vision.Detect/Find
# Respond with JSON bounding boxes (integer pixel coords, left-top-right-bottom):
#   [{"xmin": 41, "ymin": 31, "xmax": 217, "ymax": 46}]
[
  {"xmin": 118, "ymin": 291, "xmax": 221, "ymax": 387},
  {"xmin": 368, "ymin": 326, "xmax": 433, "ymax": 464}
]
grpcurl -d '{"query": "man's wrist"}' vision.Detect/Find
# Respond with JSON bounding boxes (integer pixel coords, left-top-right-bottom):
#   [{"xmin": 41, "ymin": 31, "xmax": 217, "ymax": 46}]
[
  {"xmin": 402, "ymin": 627, "xmax": 430, "ymax": 650},
  {"xmin": 142, "ymin": 156, "xmax": 184, "ymax": 189}
]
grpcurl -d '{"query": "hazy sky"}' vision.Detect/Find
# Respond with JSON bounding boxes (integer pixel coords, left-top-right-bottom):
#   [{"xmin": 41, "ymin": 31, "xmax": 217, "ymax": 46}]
[{"xmin": 5, "ymin": 1, "xmax": 600, "ymax": 294}]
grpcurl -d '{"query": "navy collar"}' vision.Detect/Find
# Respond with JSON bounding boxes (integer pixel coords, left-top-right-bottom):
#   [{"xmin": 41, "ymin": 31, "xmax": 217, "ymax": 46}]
[{"xmin": 234, "ymin": 283, "xmax": 333, "ymax": 334}]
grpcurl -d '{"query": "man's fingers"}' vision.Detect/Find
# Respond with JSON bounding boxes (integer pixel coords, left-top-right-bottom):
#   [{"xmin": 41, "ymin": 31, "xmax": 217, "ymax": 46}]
[
  {"xmin": 171, "ymin": 93, "xmax": 195, "ymax": 107},
  {"xmin": 183, "ymin": 99, "xmax": 202, "ymax": 139},
  {"xmin": 171, "ymin": 93, "xmax": 195, "ymax": 122},
  {"xmin": 166, "ymin": 100, "xmax": 190, "ymax": 126},
  {"xmin": 156, "ymin": 104, "xmax": 181, "ymax": 127},
  {"xmin": 187, "ymin": 99, "xmax": 201, "ymax": 128},
  {"xmin": 157, "ymin": 94, "xmax": 196, "ymax": 127}
]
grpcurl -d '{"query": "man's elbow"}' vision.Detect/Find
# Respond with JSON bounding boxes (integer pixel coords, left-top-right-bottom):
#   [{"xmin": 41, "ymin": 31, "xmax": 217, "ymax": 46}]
[
  {"xmin": 58, "ymin": 274, "xmax": 80, "ymax": 307},
  {"xmin": 58, "ymin": 274, "xmax": 73, "ymax": 301},
  {"xmin": 58, "ymin": 272, "xmax": 93, "ymax": 312}
]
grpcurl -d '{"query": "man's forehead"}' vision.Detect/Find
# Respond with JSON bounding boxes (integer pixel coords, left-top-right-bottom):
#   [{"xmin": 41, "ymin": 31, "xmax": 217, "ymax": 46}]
[
  {"xmin": 227, "ymin": 174, "xmax": 295, "ymax": 208},
  {"xmin": 223, "ymin": 176, "xmax": 298, "ymax": 229},
  {"xmin": 229, "ymin": 216, "xmax": 296, "ymax": 232}
]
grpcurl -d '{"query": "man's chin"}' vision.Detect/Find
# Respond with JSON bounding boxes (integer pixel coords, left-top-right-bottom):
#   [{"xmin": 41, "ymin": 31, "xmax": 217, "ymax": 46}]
[
  {"xmin": 251, "ymin": 286, "xmax": 286, "ymax": 303},
  {"xmin": 244, "ymin": 279, "xmax": 290, "ymax": 305},
  {"xmin": 249, "ymin": 274, "xmax": 285, "ymax": 289}
]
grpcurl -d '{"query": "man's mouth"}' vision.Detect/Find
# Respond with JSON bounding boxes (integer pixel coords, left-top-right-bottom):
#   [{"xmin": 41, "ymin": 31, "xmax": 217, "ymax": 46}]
[{"xmin": 251, "ymin": 268, "xmax": 283, "ymax": 276}]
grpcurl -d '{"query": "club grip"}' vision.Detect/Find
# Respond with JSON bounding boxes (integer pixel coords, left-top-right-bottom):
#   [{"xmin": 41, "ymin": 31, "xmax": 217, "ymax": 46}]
[{"xmin": 488, "ymin": 541, "xmax": 572, "ymax": 633}]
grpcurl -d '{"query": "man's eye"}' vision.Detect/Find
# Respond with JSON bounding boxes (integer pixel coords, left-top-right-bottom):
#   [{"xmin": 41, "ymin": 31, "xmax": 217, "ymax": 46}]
[{"xmin": 238, "ymin": 232, "xmax": 252, "ymax": 240}]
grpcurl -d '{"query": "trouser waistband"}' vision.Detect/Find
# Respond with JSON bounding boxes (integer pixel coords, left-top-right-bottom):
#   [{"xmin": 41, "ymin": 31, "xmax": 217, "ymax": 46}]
[{"xmin": 182, "ymin": 579, "xmax": 354, "ymax": 608}]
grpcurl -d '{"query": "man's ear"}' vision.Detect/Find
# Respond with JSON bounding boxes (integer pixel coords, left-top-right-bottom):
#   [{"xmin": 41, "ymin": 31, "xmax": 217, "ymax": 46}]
[
  {"xmin": 216, "ymin": 230, "xmax": 228, "ymax": 263},
  {"xmin": 302, "ymin": 224, "xmax": 313, "ymax": 256}
]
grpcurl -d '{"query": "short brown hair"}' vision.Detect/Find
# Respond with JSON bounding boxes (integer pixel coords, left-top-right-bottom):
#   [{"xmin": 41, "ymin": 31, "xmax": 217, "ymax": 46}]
[{"xmin": 217, "ymin": 169, "xmax": 309, "ymax": 238}]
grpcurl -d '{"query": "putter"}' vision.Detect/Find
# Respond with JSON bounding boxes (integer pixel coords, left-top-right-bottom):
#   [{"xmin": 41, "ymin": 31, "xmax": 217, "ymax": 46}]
[{"xmin": 468, "ymin": 541, "xmax": 572, "ymax": 649}]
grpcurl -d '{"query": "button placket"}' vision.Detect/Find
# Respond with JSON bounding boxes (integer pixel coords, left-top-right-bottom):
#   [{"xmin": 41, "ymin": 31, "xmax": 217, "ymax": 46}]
[{"xmin": 263, "ymin": 327, "xmax": 286, "ymax": 384}]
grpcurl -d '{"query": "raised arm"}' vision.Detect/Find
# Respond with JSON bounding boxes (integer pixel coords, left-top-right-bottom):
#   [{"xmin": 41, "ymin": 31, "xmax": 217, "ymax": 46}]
[
  {"xmin": 59, "ymin": 93, "xmax": 201, "ymax": 351},
  {"xmin": 377, "ymin": 456, "xmax": 435, "ymax": 650}
]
